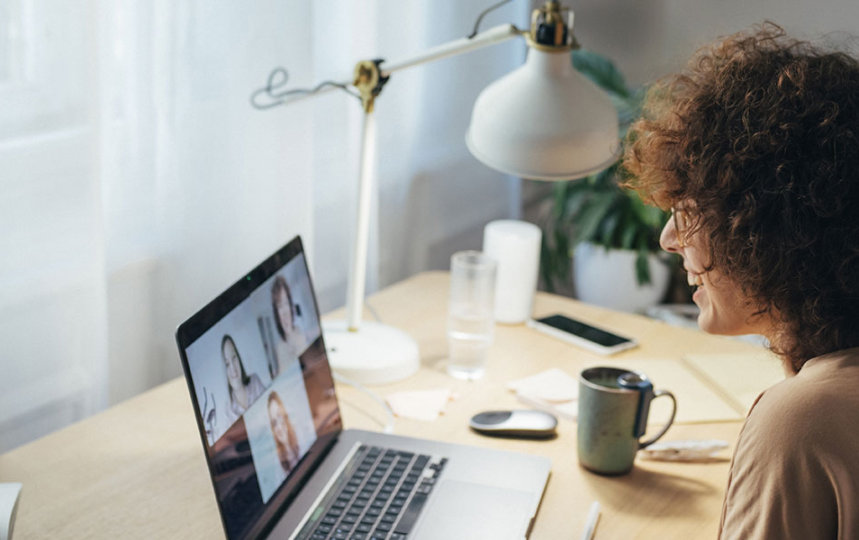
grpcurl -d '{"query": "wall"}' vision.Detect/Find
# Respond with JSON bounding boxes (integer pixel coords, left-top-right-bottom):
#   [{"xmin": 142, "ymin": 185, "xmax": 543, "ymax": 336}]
[{"xmin": 573, "ymin": 0, "xmax": 859, "ymax": 87}]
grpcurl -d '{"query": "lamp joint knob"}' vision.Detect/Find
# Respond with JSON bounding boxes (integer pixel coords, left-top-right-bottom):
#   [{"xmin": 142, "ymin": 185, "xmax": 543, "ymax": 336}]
[{"xmin": 353, "ymin": 59, "xmax": 390, "ymax": 113}]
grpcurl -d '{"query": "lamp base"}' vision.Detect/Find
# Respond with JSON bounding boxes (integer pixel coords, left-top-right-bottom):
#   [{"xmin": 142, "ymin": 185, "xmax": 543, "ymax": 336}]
[{"xmin": 322, "ymin": 320, "xmax": 420, "ymax": 385}]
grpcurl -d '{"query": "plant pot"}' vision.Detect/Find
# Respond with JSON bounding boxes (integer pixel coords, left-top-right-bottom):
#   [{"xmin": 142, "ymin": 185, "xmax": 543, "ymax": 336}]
[{"xmin": 573, "ymin": 242, "xmax": 671, "ymax": 313}]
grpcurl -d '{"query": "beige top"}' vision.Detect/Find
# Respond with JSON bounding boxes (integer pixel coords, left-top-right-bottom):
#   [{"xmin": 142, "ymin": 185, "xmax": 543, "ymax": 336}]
[{"xmin": 719, "ymin": 348, "xmax": 859, "ymax": 539}]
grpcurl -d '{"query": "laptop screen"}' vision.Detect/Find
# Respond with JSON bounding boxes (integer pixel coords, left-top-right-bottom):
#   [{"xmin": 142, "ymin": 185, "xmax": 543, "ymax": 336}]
[{"xmin": 176, "ymin": 236, "xmax": 342, "ymax": 540}]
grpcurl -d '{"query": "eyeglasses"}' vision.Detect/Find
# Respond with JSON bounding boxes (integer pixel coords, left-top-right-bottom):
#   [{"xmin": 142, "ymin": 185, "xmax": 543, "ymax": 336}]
[{"xmin": 671, "ymin": 207, "xmax": 693, "ymax": 248}]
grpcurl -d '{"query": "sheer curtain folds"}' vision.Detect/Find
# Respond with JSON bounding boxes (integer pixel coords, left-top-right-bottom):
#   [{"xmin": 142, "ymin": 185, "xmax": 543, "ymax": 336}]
[{"xmin": 1, "ymin": 1, "xmax": 525, "ymax": 452}]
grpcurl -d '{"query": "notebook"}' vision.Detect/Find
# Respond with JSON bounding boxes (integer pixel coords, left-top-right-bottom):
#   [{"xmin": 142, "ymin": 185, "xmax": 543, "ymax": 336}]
[{"xmin": 175, "ymin": 236, "xmax": 551, "ymax": 540}]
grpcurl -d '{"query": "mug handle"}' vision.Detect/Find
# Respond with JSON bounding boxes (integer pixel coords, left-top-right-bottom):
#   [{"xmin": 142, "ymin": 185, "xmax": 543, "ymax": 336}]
[{"xmin": 638, "ymin": 390, "xmax": 677, "ymax": 449}]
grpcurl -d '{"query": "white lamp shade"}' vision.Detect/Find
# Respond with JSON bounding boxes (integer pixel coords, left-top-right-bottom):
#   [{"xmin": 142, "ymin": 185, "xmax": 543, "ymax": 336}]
[{"xmin": 466, "ymin": 48, "xmax": 620, "ymax": 180}]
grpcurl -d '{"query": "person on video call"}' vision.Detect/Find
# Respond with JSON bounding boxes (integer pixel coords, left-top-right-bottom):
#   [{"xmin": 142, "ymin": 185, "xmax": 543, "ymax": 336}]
[
  {"xmin": 623, "ymin": 23, "xmax": 859, "ymax": 538},
  {"xmin": 267, "ymin": 391, "xmax": 301, "ymax": 474},
  {"xmin": 221, "ymin": 334, "xmax": 266, "ymax": 425},
  {"xmin": 271, "ymin": 275, "xmax": 308, "ymax": 360}
]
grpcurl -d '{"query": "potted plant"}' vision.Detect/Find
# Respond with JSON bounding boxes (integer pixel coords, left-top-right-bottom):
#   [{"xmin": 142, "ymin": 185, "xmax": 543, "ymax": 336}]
[{"xmin": 539, "ymin": 50, "xmax": 675, "ymax": 312}]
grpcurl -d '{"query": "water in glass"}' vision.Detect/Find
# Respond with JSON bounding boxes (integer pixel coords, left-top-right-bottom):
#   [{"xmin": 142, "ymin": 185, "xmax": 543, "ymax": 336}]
[{"xmin": 447, "ymin": 308, "xmax": 493, "ymax": 379}]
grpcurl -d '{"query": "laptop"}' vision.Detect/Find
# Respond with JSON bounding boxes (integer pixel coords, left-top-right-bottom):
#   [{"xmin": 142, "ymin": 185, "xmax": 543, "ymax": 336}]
[{"xmin": 175, "ymin": 236, "xmax": 551, "ymax": 540}]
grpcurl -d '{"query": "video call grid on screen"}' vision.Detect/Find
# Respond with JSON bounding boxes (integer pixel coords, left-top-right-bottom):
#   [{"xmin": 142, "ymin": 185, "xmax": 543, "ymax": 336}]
[
  {"xmin": 185, "ymin": 251, "xmax": 320, "ymax": 444},
  {"xmin": 183, "ymin": 248, "xmax": 330, "ymax": 500}
]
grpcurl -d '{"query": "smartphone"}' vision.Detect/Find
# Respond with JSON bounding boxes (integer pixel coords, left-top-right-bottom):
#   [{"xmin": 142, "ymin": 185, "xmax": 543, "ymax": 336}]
[{"xmin": 527, "ymin": 314, "xmax": 638, "ymax": 355}]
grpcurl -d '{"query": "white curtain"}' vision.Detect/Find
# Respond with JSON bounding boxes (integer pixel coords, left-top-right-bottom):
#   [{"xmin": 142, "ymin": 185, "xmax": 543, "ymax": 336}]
[{"xmin": 0, "ymin": 0, "xmax": 526, "ymax": 452}]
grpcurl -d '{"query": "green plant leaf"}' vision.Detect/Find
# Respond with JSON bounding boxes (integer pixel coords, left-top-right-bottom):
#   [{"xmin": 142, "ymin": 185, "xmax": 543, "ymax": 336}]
[
  {"xmin": 561, "ymin": 191, "xmax": 587, "ymax": 224},
  {"xmin": 597, "ymin": 206, "xmax": 620, "ymax": 247},
  {"xmin": 635, "ymin": 248, "xmax": 651, "ymax": 286},
  {"xmin": 573, "ymin": 195, "xmax": 615, "ymax": 245},
  {"xmin": 619, "ymin": 212, "xmax": 637, "ymax": 250},
  {"xmin": 552, "ymin": 182, "xmax": 569, "ymax": 217},
  {"xmin": 554, "ymin": 228, "xmax": 571, "ymax": 263},
  {"xmin": 572, "ymin": 49, "xmax": 629, "ymax": 98},
  {"xmin": 633, "ymin": 232, "xmax": 654, "ymax": 285},
  {"xmin": 540, "ymin": 236, "xmax": 557, "ymax": 293}
]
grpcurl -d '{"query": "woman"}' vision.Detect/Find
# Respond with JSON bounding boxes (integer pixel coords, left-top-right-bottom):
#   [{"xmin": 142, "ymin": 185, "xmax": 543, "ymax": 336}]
[
  {"xmin": 267, "ymin": 391, "xmax": 301, "ymax": 474},
  {"xmin": 624, "ymin": 24, "xmax": 859, "ymax": 538},
  {"xmin": 221, "ymin": 334, "xmax": 266, "ymax": 425},
  {"xmin": 271, "ymin": 275, "xmax": 308, "ymax": 359}
]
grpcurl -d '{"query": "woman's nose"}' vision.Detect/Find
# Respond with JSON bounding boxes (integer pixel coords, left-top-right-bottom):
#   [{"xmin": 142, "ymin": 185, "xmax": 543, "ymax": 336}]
[{"xmin": 660, "ymin": 217, "xmax": 681, "ymax": 254}]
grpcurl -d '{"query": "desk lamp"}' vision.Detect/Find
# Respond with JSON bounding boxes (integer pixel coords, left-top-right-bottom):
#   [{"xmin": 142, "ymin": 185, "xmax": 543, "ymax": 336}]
[{"xmin": 252, "ymin": 1, "xmax": 618, "ymax": 385}]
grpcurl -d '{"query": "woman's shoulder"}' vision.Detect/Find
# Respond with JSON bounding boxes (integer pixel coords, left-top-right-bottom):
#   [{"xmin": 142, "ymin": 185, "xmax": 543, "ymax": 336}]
[
  {"xmin": 723, "ymin": 349, "xmax": 859, "ymax": 538},
  {"xmin": 745, "ymin": 348, "xmax": 859, "ymax": 447},
  {"xmin": 760, "ymin": 347, "xmax": 859, "ymax": 399}
]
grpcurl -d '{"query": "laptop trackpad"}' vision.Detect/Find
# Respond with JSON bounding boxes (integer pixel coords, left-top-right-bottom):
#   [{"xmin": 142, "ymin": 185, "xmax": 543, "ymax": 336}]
[{"xmin": 411, "ymin": 479, "xmax": 534, "ymax": 540}]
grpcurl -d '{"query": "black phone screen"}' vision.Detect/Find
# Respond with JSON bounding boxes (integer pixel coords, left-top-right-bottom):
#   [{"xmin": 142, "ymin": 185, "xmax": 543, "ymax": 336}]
[{"xmin": 536, "ymin": 314, "xmax": 631, "ymax": 347}]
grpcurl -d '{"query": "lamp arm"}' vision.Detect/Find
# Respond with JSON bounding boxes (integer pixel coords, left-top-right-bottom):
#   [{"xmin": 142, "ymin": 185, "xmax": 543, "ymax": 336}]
[
  {"xmin": 255, "ymin": 24, "xmax": 523, "ymax": 109},
  {"xmin": 381, "ymin": 23, "xmax": 522, "ymax": 76}
]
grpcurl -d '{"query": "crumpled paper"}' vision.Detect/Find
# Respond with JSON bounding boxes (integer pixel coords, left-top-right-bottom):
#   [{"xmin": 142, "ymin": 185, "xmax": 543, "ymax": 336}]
[
  {"xmin": 386, "ymin": 388, "xmax": 456, "ymax": 422},
  {"xmin": 507, "ymin": 368, "xmax": 578, "ymax": 420}
]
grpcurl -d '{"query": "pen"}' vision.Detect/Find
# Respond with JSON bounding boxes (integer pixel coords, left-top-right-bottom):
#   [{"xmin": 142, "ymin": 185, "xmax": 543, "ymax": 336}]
[{"xmin": 581, "ymin": 500, "xmax": 601, "ymax": 540}]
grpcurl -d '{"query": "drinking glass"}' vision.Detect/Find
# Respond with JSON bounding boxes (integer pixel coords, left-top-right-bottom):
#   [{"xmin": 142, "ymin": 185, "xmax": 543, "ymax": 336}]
[{"xmin": 447, "ymin": 251, "xmax": 497, "ymax": 380}]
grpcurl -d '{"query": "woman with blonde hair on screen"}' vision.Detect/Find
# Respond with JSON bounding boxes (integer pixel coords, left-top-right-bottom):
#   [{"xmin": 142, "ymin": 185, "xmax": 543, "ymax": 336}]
[
  {"xmin": 624, "ymin": 23, "xmax": 859, "ymax": 538},
  {"xmin": 267, "ymin": 391, "xmax": 301, "ymax": 474}
]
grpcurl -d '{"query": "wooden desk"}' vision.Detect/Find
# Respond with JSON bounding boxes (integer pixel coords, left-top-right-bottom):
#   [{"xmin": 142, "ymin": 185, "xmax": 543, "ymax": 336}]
[{"xmin": 0, "ymin": 272, "xmax": 774, "ymax": 539}]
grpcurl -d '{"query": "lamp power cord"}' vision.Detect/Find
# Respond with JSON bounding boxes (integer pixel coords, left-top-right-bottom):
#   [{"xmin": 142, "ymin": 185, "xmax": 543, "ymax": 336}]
[
  {"xmin": 250, "ymin": 0, "xmax": 519, "ymax": 109},
  {"xmin": 333, "ymin": 371, "xmax": 395, "ymax": 434}
]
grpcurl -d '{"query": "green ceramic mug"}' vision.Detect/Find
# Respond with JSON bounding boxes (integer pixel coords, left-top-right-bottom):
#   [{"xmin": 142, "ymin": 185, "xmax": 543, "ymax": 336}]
[{"xmin": 578, "ymin": 366, "xmax": 677, "ymax": 475}]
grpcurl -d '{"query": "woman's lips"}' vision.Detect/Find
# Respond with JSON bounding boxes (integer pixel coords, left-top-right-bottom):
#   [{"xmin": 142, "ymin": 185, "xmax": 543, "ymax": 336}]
[{"xmin": 687, "ymin": 271, "xmax": 704, "ymax": 287}]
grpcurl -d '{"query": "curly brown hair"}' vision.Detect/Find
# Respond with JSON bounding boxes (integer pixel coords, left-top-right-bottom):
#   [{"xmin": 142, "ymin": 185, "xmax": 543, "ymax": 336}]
[{"xmin": 623, "ymin": 23, "xmax": 859, "ymax": 372}]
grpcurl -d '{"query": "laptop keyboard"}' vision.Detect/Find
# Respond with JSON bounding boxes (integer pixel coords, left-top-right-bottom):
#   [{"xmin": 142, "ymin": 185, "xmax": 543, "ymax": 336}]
[{"xmin": 296, "ymin": 445, "xmax": 447, "ymax": 540}]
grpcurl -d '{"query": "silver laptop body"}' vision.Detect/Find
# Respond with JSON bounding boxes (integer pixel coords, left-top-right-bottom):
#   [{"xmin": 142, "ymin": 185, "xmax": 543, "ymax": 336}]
[{"xmin": 176, "ymin": 236, "xmax": 550, "ymax": 540}]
